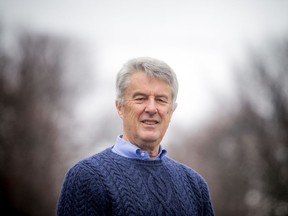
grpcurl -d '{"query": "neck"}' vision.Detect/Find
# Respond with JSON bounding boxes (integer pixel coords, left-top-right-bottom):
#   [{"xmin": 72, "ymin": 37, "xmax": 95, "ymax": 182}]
[
  {"xmin": 122, "ymin": 135, "xmax": 161, "ymax": 159},
  {"xmin": 136, "ymin": 142, "xmax": 160, "ymax": 159},
  {"xmin": 148, "ymin": 148, "xmax": 160, "ymax": 160}
]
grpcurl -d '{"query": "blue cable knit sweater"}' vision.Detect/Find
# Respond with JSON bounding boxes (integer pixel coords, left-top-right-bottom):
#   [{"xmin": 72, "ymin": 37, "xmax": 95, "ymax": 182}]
[{"xmin": 57, "ymin": 148, "xmax": 214, "ymax": 216}]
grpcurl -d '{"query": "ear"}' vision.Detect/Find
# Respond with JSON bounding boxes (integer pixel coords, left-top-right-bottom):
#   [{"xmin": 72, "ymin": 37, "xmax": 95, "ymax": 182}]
[
  {"xmin": 172, "ymin": 102, "xmax": 178, "ymax": 112},
  {"xmin": 115, "ymin": 100, "xmax": 124, "ymax": 119}
]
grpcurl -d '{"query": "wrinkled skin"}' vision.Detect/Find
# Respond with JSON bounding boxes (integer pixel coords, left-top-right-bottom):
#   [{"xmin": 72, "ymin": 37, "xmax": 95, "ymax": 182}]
[{"xmin": 116, "ymin": 72, "xmax": 176, "ymax": 159}]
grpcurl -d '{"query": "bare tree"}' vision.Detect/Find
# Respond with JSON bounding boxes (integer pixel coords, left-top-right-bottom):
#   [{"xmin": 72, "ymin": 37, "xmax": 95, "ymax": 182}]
[
  {"xmin": 168, "ymin": 110, "xmax": 256, "ymax": 216},
  {"xmin": 168, "ymin": 37, "xmax": 288, "ymax": 216},
  {"xmin": 235, "ymin": 39, "xmax": 288, "ymax": 216},
  {"xmin": 0, "ymin": 28, "xmax": 91, "ymax": 215}
]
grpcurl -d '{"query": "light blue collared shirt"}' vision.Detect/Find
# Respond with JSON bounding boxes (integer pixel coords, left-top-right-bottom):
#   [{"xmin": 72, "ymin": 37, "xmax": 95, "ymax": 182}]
[{"xmin": 112, "ymin": 135, "xmax": 167, "ymax": 160}]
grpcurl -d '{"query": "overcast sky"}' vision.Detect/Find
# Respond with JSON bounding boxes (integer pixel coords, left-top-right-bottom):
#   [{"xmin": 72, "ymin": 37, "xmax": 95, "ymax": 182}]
[{"xmin": 1, "ymin": 0, "xmax": 288, "ymax": 130}]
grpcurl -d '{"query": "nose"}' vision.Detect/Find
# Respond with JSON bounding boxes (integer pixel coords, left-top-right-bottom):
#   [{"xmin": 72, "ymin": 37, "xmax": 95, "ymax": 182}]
[{"xmin": 145, "ymin": 98, "xmax": 158, "ymax": 114}]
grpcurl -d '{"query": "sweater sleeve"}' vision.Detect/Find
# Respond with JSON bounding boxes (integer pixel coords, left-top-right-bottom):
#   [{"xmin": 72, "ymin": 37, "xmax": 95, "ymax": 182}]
[
  {"xmin": 180, "ymin": 164, "xmax": 215, "ymax": 216},
  {"xmin": 56, "ymin": 161, "xmax": 109, "ymax": 216},
  {"xmin": 198, "ymin": 175, "xmax": 215, "ymax": 216}
]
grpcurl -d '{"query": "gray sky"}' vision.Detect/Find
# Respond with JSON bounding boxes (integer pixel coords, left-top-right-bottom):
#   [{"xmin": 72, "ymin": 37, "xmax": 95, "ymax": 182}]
[{"xmin": 1, "ymin": 0, "xmax": 288, "ymax": 129}]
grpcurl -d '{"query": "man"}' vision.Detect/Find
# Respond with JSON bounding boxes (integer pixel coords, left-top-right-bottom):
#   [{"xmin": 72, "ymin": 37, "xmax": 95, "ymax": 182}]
[{"xmin": 57, "ymin": 57, "xmax": 215, "ymax": 215}]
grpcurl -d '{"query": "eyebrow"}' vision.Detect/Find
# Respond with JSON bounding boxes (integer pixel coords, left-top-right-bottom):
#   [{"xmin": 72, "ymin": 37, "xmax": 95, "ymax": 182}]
[
  {"xmin": 132, "ymin": 92, "xmax": 146, "ymax": 98},
  {"xmin": 132, "ymin": 91, "xmax": 170, "ymax": 100}
]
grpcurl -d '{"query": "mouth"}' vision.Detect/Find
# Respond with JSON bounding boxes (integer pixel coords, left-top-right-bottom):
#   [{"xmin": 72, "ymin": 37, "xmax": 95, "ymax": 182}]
[{"xmin": 141, "ymin": 120, "xmax": 159, "ymax": 125}]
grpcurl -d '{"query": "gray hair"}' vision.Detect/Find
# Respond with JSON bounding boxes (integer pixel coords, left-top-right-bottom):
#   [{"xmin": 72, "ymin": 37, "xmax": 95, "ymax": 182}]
[{"xmin": 116, "ymin": 57, "xmax": 178, "ymax": 106}]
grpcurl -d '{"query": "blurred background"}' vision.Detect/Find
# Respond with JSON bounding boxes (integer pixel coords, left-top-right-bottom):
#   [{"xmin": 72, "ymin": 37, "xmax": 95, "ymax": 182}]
[{"xmin": 0, "ymin": 0, "xmax": 288, "ymax": 215}]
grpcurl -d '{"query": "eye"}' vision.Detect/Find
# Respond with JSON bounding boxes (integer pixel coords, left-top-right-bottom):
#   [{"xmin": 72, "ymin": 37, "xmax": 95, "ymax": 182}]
[
  {"xmin": 135, "ymin": 97, "xmax": 144, "ymax": 100},
  {"xmin": 134, "ymin": 97, "xmax": 146, "ymax": 103},
  {"xmin": 156, "ymin": 97, "xmax": 168, "ymax": 104}
]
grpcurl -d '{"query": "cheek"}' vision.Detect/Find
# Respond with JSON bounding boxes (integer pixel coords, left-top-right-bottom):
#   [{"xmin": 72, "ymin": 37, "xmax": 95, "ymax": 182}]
[
  {"xmin": 163, "ymin": 109, "xmax": 174, "ymax": 123},
  {"xmin": 123, "ymin": 105, "xmax": 142, "ymax": 121},
  {"xmin": 159, "ymin": 111, "xmax": 171, "ymax": 123},
  {"xmin": 163, "ymin": 107, "xmax": 173, "ymax": 116},
  {"xmin": 125, "ymin": 111, "xmax": 137, "ymax": 122}
]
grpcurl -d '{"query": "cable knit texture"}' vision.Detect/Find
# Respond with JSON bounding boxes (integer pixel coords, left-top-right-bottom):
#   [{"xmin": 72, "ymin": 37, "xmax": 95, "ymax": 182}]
[{"xmin": 57, "ymin": 148, "xmax": 215, "ymax": 216}]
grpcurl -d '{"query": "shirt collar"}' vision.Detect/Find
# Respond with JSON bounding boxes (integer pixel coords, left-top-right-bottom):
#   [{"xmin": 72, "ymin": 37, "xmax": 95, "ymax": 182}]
[{"xmin": 112, "ymin": 135, "xmax": 167, "ymax": 160}]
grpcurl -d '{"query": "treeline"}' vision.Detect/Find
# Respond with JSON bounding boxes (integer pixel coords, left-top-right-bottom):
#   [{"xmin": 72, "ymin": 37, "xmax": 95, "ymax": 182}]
[
  {"xmin": 0, "ymin": 27, "xmax": 90, "ymax": 215},
  {"xmin": 169, "ymin": 38, "xmax": 288, "ymax": 216}
]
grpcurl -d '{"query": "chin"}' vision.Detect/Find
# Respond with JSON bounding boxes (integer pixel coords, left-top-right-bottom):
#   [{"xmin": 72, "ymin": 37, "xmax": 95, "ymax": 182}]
[
  {"xmin": 138, "ymin": 127, "xmax": 164, "ymax": 139},
  {"xmin": 140, "ymin": 134, "xmax": 161, "ymax": 144}
]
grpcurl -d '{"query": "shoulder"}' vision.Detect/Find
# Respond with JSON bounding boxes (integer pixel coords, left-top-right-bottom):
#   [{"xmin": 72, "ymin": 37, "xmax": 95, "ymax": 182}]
[
  {"xmin": 163, "ymin": 157, "xmax": 214, "ymax": 211},
  {"xmin": 65, "ymin": 147, "xmax": 113, "ymax": 180},
  {"xmin": 59, "ymin": 148, "xmax": 114, "ymax": 199},
  {"xmin": 163, "ymin": 156, "xmax": 208, "ymax": 188},
  {"xmin": 163, "ymin": 157, "xmax": 201, "ymax": 177},
  {"xmin": 57, "ymin": 148, "xmax": 113, "ymax": 215}
]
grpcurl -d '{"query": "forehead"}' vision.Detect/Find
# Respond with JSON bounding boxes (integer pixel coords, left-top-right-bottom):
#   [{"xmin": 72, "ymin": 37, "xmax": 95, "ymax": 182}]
[{"xmin": 125, "ymin": 72, "xmax": 172, "ymax": 96}]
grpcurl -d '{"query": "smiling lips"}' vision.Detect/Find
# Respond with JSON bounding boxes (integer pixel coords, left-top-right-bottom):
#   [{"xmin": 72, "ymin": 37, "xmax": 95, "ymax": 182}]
[{"xmin": 141, "ymin": 120, "xmax": 159, "ymax": 125}]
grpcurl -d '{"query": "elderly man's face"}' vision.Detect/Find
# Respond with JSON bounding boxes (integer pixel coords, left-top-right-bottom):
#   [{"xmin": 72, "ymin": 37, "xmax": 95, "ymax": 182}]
[{"xmin": 116, "ymin": 72, "xmax": 175, "ymax": 153}]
